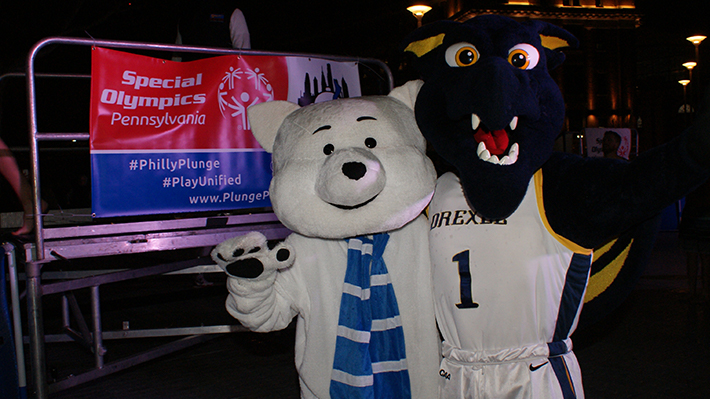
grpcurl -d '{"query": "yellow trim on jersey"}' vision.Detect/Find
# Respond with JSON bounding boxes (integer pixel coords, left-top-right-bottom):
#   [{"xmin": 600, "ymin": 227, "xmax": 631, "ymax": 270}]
[
  {"xmin": 534, "ymin": 170, "xmax": 593, "ymax": 255},
  {"xmin": 584, "ymin": 238, "xmax": 633, "ymax": 303}
]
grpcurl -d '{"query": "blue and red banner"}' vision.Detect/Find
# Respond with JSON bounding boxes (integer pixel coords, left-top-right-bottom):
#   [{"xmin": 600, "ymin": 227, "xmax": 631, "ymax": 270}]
[{"xmin": 90, "ymin": 47, "xmax": 360, "ymax": 217}]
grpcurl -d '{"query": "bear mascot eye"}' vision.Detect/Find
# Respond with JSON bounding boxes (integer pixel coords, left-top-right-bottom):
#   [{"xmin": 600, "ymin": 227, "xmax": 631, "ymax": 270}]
[
  {"xmin": 445, "ymin": 42, "xmax": 479, "ymax": 67},
  {"xmin": 323, "ymin": 144, "xmax": 335, "ymax": 155},
  {"xmin": 365, "ymin": 137, "xmax": 377, "ymax": 148},
  {"xmin": 507, "ymin": 43, "xmax": 539, "ymax": 70}
]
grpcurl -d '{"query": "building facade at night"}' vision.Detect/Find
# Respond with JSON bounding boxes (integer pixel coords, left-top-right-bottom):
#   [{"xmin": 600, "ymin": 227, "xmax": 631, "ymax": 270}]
[
  {"xmin": 432, "ymin": 0, "xmax": 640, "ymax": 155},
  {"xmin": 422, "ymin": 0, "xmax": 705, "ymax": 154}
]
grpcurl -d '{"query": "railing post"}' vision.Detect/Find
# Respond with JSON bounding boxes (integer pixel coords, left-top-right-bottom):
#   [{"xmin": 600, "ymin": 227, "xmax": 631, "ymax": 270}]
[{"xmin": 25, "ymin": 261, "xmax": 47, "ymax": 399}]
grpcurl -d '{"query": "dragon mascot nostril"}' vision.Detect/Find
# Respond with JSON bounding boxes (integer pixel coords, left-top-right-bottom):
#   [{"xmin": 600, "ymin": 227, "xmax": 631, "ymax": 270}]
[{"xmin": 402, "ymin": 14, "xmax": 710, "ymax": 399}]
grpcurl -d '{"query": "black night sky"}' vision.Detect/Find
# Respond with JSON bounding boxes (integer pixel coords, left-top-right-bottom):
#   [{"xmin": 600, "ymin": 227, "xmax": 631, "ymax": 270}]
[
  {"xmin": 0, "ymin": 0, "xmax": 426, "ymax": 75},
  {"xmin": 0, "ymin": 0, "xmax": 709, "ymax": 212},
  {"xmin": 1, "ymin": 1, "xmax": 708, "ymax": 78}
]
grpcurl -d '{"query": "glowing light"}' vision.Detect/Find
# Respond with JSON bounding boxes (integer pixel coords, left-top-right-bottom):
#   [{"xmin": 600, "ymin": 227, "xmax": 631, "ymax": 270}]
[
  {"xmin": 407, "ymin": 5, "xmax": 432, "ymax": 17},
  {"xmin": 407, "ymin": 4, "xmax": 432, "ymax": 28},
  {"xmin": 687, "ymin": 35, "xmax": 707, "ymax": 45},
  {"xmin": 679, "ymin": 79, "xmax": 690, "ymax": 86},
  {"xmin": 683, "ymin": 61, "xmax": 697, "ymax": 70}
]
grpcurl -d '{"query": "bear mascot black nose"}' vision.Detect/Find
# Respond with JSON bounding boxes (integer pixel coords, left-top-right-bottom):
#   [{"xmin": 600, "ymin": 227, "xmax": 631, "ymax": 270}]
[{"xmin": 342, "ymin": 162, "xmax": 367, "ymax": 180}]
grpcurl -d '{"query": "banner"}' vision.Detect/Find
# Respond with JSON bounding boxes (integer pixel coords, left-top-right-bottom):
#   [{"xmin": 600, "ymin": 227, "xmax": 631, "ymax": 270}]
[
  {"xmin": 90, "ymin": 47, "xmax": 360, "ymax": 217},
  {"xmin": 583, "ymin": 128, "xmax": 633, "ymax": 160}
]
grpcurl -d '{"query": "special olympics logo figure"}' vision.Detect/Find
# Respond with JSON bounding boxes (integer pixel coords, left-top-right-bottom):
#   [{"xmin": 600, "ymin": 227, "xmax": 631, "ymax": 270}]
[{"xmin": 218, "ymin": 66, "xmax": 275, "ymax": 130}]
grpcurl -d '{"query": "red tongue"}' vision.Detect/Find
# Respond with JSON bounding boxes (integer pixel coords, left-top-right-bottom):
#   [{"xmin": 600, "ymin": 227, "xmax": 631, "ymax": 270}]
[{"xmin": 473, "ymin": 129, "xmax": 509, "ymax": 156}]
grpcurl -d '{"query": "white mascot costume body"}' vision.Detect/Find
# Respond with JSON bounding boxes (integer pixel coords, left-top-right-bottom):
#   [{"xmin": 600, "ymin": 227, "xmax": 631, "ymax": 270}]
[{"xmin": 211, "ymin": 81, "xmax": 439, "ymax": 399}]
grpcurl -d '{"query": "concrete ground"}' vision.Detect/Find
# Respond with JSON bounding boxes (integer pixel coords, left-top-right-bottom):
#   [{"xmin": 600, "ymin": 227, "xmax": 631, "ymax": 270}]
[{"xmin": 26, "ymin": 230, "xmax": 710, "ymax": 398}]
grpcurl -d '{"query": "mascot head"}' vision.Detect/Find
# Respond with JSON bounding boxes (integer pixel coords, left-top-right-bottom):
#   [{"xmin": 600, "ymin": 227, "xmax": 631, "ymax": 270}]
[
  {"xmin": 247, "ymin": 82, "xmax": 436, "ymax": 239},
  {"xmin": 402, "ymin": 14, "xmax": 578, "ymax": 219}
]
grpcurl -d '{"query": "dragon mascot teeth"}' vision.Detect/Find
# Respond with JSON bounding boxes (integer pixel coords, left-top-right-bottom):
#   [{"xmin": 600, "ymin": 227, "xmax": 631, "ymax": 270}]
[{"xmin": 402, "ymin": 14, "xmax": 710, "ymax": 399}]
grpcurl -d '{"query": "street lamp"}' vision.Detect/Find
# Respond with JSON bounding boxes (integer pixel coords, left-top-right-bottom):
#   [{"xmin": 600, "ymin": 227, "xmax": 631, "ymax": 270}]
[
  {"xmin": 687, "ymin": 35, "xmax": 706, "ymax": 62},
  {"xmin": 683, "ymin": 61, "xmax": 697, "ymax": 74},
  {"xmin": 679, "ymin": 79, "xmax": 691, "ymax": 125},
  {"xmin": 407, "ymin": 5, "xmax": 432, "ymax": 28},
  {"xmin": 684, "ymin": 37, "xmax": 703, "ymax": 113},
  {"xmin": 684, "ymin": 60, "xmax": 696, "ymax": 90}
]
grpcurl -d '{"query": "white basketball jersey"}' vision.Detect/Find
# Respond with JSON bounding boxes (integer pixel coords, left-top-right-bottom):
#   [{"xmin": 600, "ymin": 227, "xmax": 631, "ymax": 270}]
[{"xmin": 429, "ymin": 171, "xmax": 592, "ymax": 353}]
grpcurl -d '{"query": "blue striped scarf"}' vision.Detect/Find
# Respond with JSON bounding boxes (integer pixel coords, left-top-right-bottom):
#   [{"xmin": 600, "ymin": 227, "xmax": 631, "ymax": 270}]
[{"xmin": 330, "ymin": 233, "xmax": 411, "ymax": 399}]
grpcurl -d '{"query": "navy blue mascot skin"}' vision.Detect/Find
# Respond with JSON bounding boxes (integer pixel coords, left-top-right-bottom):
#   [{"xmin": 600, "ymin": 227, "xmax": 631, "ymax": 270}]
[{"xmin": 402, "ymin": 15, "xmax": 710, "ymax": 399}]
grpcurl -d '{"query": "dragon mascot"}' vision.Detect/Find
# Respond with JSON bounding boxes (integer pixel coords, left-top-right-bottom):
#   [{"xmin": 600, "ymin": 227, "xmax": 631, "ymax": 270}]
[{"xmin": 402, "ymin": 14, "xmax": 710, "ymax": 399}]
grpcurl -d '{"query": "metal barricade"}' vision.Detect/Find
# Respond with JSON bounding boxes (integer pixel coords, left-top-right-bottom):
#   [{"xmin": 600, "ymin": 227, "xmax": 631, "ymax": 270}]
[
  {"xmin": 1, "ymin": 243, "xmax": 26, "ymax": 399},
  {"xmin": 20, "ymin": 37, "xmax": 393, "ymax": 399}
]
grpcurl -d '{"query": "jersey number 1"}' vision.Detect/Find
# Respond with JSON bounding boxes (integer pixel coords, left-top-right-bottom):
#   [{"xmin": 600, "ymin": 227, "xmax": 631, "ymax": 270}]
[{"xmin": 454, "ymin": 250, "xmax": 479, "ymax": 309}]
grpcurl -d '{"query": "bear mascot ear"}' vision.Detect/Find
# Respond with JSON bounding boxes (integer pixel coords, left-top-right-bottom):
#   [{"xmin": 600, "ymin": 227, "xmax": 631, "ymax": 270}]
[
  {"xmin": 247, "ymin": 101, "xmax": 301, "ymax": 153},
  {"xmin": 387, "ymin": 79, "xmax": 423, "ymax": 110}
]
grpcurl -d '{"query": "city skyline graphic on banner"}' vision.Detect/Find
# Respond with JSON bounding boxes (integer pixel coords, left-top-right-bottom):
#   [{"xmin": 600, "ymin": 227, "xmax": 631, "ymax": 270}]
[{"xmin": 298, "ymin": 63, "xmax": 352, "ymax": 106}]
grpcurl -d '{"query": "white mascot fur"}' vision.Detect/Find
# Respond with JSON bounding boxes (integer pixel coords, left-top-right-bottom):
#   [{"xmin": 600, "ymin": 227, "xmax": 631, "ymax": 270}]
[{"xmin": 211, "ymin": 81, "xmax": 439, "ymax": 399}]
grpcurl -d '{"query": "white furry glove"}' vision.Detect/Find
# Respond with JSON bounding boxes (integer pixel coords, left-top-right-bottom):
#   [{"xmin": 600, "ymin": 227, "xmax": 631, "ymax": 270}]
[{"xmin": 211, "ymin": 232, "xmax": 294, "ymax": 316}]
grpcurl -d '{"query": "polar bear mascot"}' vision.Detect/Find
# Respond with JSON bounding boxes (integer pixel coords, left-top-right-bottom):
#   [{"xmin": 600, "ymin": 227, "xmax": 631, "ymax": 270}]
[{"xmin": 211, "ymin": 81, "xmax": 439, "ymax": 399}]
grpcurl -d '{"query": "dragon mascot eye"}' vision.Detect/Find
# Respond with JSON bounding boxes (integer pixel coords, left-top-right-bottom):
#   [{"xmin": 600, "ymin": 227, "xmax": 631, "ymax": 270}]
[
  {"xmin": 445, "ymin": 42, "xmax": 479, "ymax": 67},
  {"xmin": 508, "ymin": 43, "xmax": 539, "ymax": 70}
]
